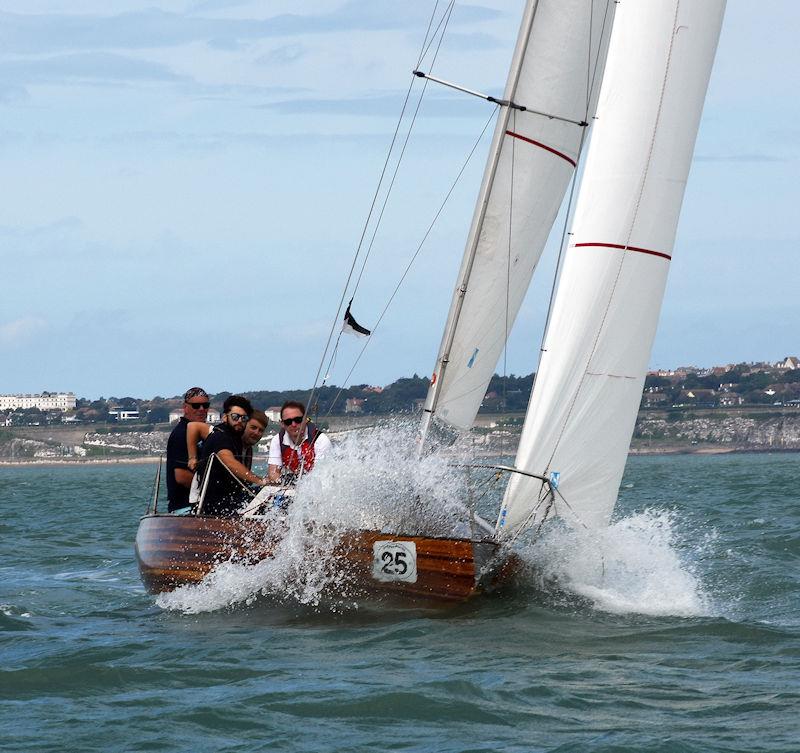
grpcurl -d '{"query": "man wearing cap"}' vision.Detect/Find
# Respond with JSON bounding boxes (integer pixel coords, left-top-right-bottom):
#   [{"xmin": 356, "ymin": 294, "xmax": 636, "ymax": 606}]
[{"xmin": 166, "ymin": 387, "xmax": 210, "ymax": 512}]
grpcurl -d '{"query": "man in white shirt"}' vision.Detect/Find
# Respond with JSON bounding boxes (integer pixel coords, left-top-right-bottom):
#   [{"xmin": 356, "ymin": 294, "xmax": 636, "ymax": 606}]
[{"xmin": 267, "ymin": 400, "xmax": 332, "ymax": 484}]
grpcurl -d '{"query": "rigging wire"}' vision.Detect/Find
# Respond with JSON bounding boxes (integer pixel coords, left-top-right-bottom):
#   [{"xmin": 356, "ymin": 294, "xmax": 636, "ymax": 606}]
[
  {"xmin": 305, "ymin": 0, "xmax": 447, "ymax": 414},
  {"xmin": 499, "ymin": 107, "xmax": 517, "ymax": 462},
  {"xmin": 308, "ymin": 1, "xmax": 456, "ymax": 414},
  {"xmin": 324, "ymin": 106, "xmax": 500, "ymax": 416},
  {"xmin": 417, "ymin": 0, "xmax": 456, "ymax": 69},
  {"xmin": 350, "ymin": 0, "xmax": 457, "ymax": 300},
  {"xmin": 318, "ymin": 0, "xmax": 458, "ymax": 390}
]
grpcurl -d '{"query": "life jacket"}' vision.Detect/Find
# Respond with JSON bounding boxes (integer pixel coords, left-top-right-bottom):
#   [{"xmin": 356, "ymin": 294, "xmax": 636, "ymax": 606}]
[{"xmin": 278, "ymin": 422, "xmax": 320, "ymax": 480}]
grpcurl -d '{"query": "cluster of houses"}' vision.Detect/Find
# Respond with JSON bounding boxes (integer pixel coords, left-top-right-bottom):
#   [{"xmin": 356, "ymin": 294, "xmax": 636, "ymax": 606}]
[
  {"xmin": 165, "ymin": 406, "xmax": 282, "ymax": 424},
  {"xmin": 642, "ymin": 357, "xmax": 800, "ymax": 409},
  {"xmin": 3, "ymin": 357, "xmax": 798, "ymax": 427}
]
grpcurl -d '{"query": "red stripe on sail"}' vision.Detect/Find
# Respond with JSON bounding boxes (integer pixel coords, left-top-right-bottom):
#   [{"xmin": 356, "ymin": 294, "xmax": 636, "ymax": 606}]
[
  {"xmin": 574, "ymin": 242, "xmax": 672, "ymax": 261},
  {"xmin": 505, "ymin": 130, "xmax": 576, "ymax": 167}
]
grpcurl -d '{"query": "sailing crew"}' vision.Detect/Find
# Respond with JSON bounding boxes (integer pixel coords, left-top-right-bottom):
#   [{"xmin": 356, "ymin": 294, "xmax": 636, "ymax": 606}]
[
  {"xmin": 267, "ymin": 400, "xmax": 331, "ymax": 485},
  {"xmin": 195, "ymin": 396, "xmax": 269, "ymax": 515},
  {"xmin": 165, "ymin": 386, "xmax": 210, "ymax": 512},
  {"xmin": 187, "ymin": 410, "xmax": 268, "ymax": 473},
  {"xmin": 186, "ymin": 409, "xmax": 268, "ymax": 510}
]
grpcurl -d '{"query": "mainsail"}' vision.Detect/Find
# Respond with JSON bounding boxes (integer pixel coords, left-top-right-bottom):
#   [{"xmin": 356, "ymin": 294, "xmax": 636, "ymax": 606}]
[
  {"xmin": 499, "ymin": 1, "xmax": 727, "ymax": 535},
  {"xmin": 420, "ymin": 0, "xmax": 617, "ymax": 436}
]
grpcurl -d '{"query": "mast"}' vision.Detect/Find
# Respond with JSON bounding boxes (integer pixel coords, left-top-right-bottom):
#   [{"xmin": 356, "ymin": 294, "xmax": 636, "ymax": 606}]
[
  {"xmin": 499, "ymin": 0, "xmax": 727, "ymax": 536},
  {"xmin": 418, "ymin": 0, "xmax": 539, "ymax": 447},
  {"xmin": 419, "ymin": 0, "xmax": 617, "ymax": 446}
]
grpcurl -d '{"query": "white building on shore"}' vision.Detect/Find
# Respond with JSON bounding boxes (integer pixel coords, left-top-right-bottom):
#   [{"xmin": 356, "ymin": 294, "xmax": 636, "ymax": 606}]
[
  {"xmin": 0, "ymin": 392, "xmax": 77, "ymax": 412},
  {"xmin": 168, "ymin": 409, "xmax": 221, "ymax": 424}
]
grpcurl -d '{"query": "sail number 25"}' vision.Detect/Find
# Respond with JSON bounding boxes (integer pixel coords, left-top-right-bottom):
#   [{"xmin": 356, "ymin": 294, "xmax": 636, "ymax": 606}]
[{"xmin": 372, "ymin": 541, "xmax": 418, "ymax": 583}]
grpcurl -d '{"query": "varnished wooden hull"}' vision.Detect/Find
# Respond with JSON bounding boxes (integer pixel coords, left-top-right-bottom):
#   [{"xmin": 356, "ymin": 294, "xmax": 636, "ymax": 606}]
[{"xmin": 135, "ymin": 514, "xmax": 516, "ymax": 603}]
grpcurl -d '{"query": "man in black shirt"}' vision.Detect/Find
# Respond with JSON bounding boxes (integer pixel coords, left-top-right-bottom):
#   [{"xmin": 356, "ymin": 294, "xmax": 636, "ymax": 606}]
[
  {"xmin": 166, "ymin": 386, "xmax": 210, "ymax": 512},
  {"xmin": 197, "ymin": 395, "xmax": 268, "ymax": 516}
]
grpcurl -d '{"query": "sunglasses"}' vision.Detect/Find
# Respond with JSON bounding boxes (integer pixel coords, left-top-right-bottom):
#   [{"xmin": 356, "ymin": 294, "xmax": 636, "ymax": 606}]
[
  {"xmin": 228, "ymin": 412, "xmax": 250, "ymax": 423},
  {"xmin": 282, "ymin": 416, "xmax": 304, "ymax": 426},
  {"xmin": 186, "ymin": 401, "xmax": 210, "ymax": 409}
]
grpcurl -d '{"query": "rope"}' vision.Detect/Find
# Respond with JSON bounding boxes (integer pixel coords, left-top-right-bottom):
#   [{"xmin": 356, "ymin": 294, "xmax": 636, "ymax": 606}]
[
  {"xmin": 307, "ymin": 1, "xmax": 455, "ymax": 417},
  {"xmin": 195, "ymin": 452, "xmax": 257, "ymax": 514},
  {"xmin": 148, "ymin": 454, "xmax": 163, "ymax": 514},
  {"xmin": 500, "ymin": 107, "xmax": 516, "ymax": 461},
  {"xmin": 417, "ymin": 0, "xmax": 456, "ymax": 69},
  {"xmin": 323, "ymin": 106, "xmax": 499, "ymax": 416}
]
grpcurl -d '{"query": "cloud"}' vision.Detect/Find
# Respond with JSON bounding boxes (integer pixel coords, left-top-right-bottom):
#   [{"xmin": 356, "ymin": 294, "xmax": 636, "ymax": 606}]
[
  {"xmin": 0, "ymin": 317, "xmax": 48, "ymax": 345},
  {"xmin": 0, "ymin": 52, "xmax": 185, "ymax": 86},
  {"xmin": 0, "ymin": 216, "xmax": 84, "ymax": 239},
  {"xmin": 187, "ymin": 0, "xmax": 253, "ymax": 13},
  {"xmin": 0, "ymin": 84, "xmax": 29, "ymax": 103},
  {"xmin": 263, "ymin": 91, "xmax": 495, "ymax": 118},
  {"xmin": 0, "ymin": 217, "xmax": 95, "ymax": 261},
  {"xmin": 442, "ymin": 32, "xmax": 504, "ymax": 51},
  {"xmin": 694, "ymin": 153, "xmax": 787, "ymax": 163},
  {"xmin": 0, "ymin": 3, "xmax": 501, "ymax": 55},
  {"xmin": 256, "ymin": 43, "xmax": 308, "ymax": 66}
]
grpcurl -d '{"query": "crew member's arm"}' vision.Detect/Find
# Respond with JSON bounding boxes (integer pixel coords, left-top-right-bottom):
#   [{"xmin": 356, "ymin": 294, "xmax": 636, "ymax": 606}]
[
  {"xmin": 267, "ymin": 433, "xmax": 282, "ymax": 483},
  {"xmin": 174, "ymin": 466, "xmax": 194, "ymax": 489},
  {"xmin": 216, "ymin": 449, "xmax": 267, "ymax": 486},
  {"xmin": 313, "ymin": 433, "xmax": 333, "ymax": 461},
  {"xmin": 186, "ymin": 421, "xmax": 212, "ymax": 472}
]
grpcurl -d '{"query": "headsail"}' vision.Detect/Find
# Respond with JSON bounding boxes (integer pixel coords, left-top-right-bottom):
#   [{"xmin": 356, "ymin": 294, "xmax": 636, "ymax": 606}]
[
  {"xmin": 499, "ymin": 1, "xmax": 727, "ymax": 535},
  {"xmin": 420, "ymin": 0, "xmax": 617, "ymax": 436}
]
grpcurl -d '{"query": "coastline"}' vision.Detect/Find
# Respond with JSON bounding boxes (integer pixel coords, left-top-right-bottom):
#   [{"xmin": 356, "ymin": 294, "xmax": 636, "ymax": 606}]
[
  {"xmin": 1, "ymin": 445, "xmax": 797, "ymax": 469},
  {"xmin": 629, "ymin": 444, "xmax": 800, "ymax": 456},
  {"xmin": 0, "ymin": 456, "xmax": 162, "ymax": 468}
]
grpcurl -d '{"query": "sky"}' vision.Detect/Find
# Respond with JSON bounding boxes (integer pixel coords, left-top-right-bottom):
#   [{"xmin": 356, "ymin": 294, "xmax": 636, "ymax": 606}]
[{"xmin": 0, "ymin": 1, "xmax": 796, "ymax": 399}]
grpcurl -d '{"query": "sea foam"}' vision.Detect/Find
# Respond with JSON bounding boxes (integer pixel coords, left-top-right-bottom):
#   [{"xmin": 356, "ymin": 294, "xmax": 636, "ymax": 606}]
[{"xmin": 524, "ymin": 509, "xmax": 713, "ymax": 617}]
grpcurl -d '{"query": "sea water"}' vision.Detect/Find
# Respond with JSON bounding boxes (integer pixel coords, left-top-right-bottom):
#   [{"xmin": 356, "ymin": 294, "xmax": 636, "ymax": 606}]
[{"xmin": 1, "ymin": 437, "xmax": 798, "ymax": 752}]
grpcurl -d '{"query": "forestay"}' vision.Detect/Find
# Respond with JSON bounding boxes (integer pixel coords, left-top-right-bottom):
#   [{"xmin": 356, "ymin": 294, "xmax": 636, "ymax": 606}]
[
  {"xmin": 499, "ymin": 1, "xmax": 727, "ymax": 534},
  {"xmin": 421, "ymin": 0, "xmax": 616, "ymax": 434}
]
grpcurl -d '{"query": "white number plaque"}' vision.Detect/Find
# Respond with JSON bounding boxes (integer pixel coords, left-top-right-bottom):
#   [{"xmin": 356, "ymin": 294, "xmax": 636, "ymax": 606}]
[{"xmin": 372, "ymin": 540, "xmax": 417, "ymax": 583}]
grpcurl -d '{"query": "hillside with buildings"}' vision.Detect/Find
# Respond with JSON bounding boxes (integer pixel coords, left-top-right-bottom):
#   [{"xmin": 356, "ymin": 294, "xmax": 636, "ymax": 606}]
[{"xmin": 1, "ymin": 357, "xmax": 798, "ymax": 460}]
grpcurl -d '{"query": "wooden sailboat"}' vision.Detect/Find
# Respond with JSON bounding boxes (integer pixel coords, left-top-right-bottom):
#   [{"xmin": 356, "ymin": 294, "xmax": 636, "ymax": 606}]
[
  {"xmin": 135, "ymin": 0, "xmax": 726, "ymax": 603},
  {"xmin": 135, "ymin": 513, "xmax": 515, "ymax": 602}
]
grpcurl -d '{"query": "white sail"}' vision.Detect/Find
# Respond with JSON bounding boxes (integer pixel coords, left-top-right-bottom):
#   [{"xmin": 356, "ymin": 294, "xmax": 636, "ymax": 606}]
[
  {"xmin": 421, "ymin": 0, "xmax": 617, "ymax": 434},
  {"xmin": 499, "ymin": 1, "xmax": 727, "ymax": 534}
]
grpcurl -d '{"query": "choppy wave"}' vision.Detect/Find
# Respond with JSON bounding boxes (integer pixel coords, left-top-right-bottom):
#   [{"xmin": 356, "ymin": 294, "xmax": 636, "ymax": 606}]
[
  {"xmin": 525, "ymin": 509, "xmax": 713, "ymax": 617},
  {"xmin": 3, "ymin": 453, "xmax": 798, "ymax": 753}
]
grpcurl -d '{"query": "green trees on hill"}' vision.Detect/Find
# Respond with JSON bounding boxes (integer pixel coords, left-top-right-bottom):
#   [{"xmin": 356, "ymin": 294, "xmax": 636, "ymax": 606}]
[
  {"xmin": 6, "ymin": 362, "xmax": 794, "ymax": 428},
  {"xmin": 241, "ymin": 373, "xmax": 539, "ymax": 416}
]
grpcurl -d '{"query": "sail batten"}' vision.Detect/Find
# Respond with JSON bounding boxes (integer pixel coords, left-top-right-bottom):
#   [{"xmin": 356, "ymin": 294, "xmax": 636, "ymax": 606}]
[
  {"xmin": 420, "ymin": 0, "xmax": 618, "ymax": 438},
  {"xmin": 505, "ymin": 131, "xmax": 578, "ymax": 167},
  {"xmin": 574, "ymin": 242, "xmax": 673, "ymax": 261},
  {"xmin": 499, "ymin": 0, "xmax": 727, "ymax": 536}
]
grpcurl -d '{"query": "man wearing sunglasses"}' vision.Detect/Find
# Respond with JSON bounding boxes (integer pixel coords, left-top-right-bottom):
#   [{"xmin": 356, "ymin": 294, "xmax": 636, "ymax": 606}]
[
  {"xmin": 267, "ymin": 400, "xmax": 331, "ymax": 485},
  {"xmin": 196, "ymin": 395, "xmax": 269, "ymax": 515},
  {"xmin": 166, "ymin": 386, "xmax": 211, "ymax": 512}
]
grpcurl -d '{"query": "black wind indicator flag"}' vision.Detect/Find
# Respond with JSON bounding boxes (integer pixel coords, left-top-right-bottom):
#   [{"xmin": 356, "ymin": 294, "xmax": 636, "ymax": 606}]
[{"xmin": 342, "ymin": 301, "xmax": 371, "ymax": 337}]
